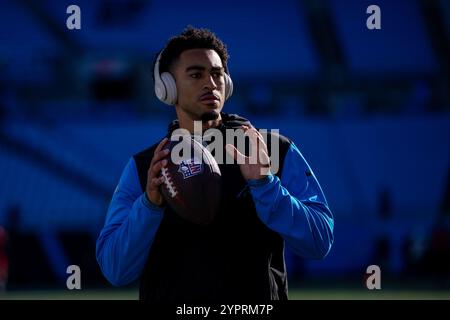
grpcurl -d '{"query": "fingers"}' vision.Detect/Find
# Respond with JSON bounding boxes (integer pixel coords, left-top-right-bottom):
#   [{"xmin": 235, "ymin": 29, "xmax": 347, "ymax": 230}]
[
  {"xmin": 243, "ymin": 126, "xmax": 267, "ymax": 147},
  {"xmin": 149, "ymin": 137, "xmax": 169, "ymax": 171},
  {"xmin": 225, "ymin": 144, "xmax": 247, "ymax": 164},
  {"xmin": 147, "ymin": 138, "xmax": 170, "ymax": 188},
  {"xmin": 150, "ymin": 176, "xmax": 165, "ymax": 189},
  {"xmin": 148, "ymin": 151, "xmax": 169, "ymax": 186},
  {"xmin": 242, "ymin": 126, "xmax": 271, "ymax": 174},
  {"xmin": 155, "ymin": 137, "xmax": 168, "ymax": 155},
  {"xmin": 244, "ymin": 128, "xmax": 259, "ymax": 164},
  {"xmin": 150, "ymin": 158, "xmax": 167, "ymax": 177},
  {"xmin": 241, "ymin": 125, "xmax": 267, "ymax": 146},
  {"xmin": 147, "ymin": 158, "xmax": 168, "ymax": 192},
  {"xmin": 151, "ymin": 148, "xmax": 170, "ymax": 168},
  {"xmin": 240, "ymin": 125, "xmax": 269, "ymax": 165}
]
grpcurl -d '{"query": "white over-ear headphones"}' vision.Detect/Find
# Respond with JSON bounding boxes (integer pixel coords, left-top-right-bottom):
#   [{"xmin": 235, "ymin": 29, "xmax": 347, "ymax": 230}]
[{"xmin": 154, "ymin": 49, "xmax": 234, "ymax": 105}]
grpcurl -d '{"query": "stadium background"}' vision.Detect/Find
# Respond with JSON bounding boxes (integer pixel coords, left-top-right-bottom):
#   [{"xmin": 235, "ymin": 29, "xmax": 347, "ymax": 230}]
[{"xmin": 0, "ymin": 0, "xmax": 449, "ymax": 299}]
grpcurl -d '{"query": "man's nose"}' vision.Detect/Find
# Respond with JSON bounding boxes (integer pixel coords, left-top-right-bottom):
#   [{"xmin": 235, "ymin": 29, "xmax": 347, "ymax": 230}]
[{"xmin": 203, "ymin": 75, "xmax": 217, "ymax": 90}]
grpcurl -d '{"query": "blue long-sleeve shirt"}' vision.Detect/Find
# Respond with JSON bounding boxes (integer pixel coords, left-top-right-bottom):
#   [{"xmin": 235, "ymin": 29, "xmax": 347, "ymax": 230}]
[{"xmin": 96, "ymin": 142, "xmax": 334, "ymax": 286}]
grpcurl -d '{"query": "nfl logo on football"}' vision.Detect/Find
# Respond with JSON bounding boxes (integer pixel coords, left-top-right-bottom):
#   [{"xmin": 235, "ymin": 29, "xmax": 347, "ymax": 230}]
[{"xmin": 178, "ymin": 159, "xmax": 203, "ymax": 179}]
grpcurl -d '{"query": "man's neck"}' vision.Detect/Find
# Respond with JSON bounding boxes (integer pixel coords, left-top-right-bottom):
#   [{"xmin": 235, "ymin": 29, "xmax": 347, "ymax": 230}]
[{"xmin": 177, "ymin": 112, "xmax": 222, "ymax": 133}]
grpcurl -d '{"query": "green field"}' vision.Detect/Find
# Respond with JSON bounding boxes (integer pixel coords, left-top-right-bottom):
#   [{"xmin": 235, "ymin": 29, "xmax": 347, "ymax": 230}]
[{"xmin": 1, "ymin": 288, "xmax": 450, "ymax": 300}]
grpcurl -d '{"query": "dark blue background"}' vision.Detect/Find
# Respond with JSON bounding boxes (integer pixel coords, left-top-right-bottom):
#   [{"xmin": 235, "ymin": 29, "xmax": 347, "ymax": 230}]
[{"xmin": 0, "ymin": 0, "xmax": 449, "ymax": 291}]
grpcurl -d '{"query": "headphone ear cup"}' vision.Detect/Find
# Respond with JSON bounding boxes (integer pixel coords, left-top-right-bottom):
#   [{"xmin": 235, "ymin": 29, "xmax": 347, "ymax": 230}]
[
  {"xmin": 154, "ymin": 75, "xmax": 166, "ymax": 102},
  {"xmin": 224, "ymin": 73, "xmax": 233, "ymax": 100},
  {"xmin": 160, "ymin": 72, "xmax": 177, "ymax": 105}
]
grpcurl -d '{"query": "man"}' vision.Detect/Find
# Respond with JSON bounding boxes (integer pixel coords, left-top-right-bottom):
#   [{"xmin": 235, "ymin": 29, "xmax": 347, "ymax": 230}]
[{"xmin": 96, "ymin": 26, "xmax": 334, "ymax": 301}]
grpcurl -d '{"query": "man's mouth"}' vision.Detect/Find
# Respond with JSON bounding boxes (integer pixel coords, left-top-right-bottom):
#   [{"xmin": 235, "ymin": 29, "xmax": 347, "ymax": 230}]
[{"xmin": 200, "ymin": 93, "xmax": 220, "ymax": 104}]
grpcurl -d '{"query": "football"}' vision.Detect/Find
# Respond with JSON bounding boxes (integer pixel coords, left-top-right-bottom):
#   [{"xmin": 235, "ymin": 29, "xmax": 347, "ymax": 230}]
[{"xmin": 160, "ymin": 136, "xmax": 222, "ymax": 225}]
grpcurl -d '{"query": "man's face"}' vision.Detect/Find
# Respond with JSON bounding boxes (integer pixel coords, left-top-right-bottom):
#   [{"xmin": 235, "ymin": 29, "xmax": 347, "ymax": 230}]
[{"xmin": 172, "ymin": 48, "xmax": 226, "ymax": 121}]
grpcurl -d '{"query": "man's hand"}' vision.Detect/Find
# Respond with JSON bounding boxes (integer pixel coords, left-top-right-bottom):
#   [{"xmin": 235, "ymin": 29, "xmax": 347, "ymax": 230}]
[
  {"xmin": 225, "ymin": 125, "xmax": 271, "ymax": 181},
  {"xmin": 146, "ymin": 137, "xmax": 169, "ymax": 206}
]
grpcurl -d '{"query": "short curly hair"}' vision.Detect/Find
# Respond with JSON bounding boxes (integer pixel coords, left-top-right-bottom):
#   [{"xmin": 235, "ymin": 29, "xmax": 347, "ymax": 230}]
[{"xmin": 157, "ymin": 26, "xmax": 230, "ymax": 75}]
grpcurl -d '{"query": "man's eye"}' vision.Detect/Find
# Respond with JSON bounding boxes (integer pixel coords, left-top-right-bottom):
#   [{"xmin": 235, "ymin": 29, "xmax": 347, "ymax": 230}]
[
  {"xmin": 212, "ymin": 73, "xmax": 223, "ymax": 78},
  {"xmin": 190, "ymin": 73, "xmax": 201, "ymax": 79}
]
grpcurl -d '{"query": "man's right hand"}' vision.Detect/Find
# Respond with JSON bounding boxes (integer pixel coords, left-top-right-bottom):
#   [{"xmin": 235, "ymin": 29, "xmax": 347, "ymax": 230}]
[{"xmin": 146, "ymin": 137, "xmax": 169, "ymax": 206}]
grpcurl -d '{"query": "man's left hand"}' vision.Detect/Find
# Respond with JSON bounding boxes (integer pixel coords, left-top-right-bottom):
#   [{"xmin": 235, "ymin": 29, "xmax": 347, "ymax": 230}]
[{"xmin": 225, "ymin": 125, "xmax": 271, "ymax": 181}]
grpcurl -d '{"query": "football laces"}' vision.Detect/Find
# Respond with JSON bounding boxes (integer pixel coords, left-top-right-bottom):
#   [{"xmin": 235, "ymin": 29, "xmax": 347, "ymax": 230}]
[{"xmin": 161, "ymin": 167, "xmax": 178, "ymax": 198}]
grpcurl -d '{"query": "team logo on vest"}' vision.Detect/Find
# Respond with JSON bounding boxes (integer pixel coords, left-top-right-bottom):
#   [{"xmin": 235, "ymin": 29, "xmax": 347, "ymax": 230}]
[{"xmin": 178, "ymin": 159, "xmax": 203, "ymax": 179}]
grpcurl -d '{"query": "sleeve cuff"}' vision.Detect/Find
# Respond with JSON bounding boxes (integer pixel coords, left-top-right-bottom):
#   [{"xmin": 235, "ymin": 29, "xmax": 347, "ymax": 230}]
[
  {"xmin": 247, "ymin": 174, "xmax": 275, "ymax": 188},
  {"xmin": 141, "ymin": 193, "xmax": 165, "ymax": 212}
]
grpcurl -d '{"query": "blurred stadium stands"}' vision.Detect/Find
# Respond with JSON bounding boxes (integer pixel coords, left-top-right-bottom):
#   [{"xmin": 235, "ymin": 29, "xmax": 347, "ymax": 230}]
[{"xmin": 0, "ymin": 0, "xmax": 449, "ymax": 293}]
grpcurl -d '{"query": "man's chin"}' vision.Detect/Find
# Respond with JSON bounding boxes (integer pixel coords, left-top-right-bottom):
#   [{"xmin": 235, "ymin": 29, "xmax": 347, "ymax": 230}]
[{"xmin": 201, "ymin": 110, "xmax": 220, "ymax": 122}]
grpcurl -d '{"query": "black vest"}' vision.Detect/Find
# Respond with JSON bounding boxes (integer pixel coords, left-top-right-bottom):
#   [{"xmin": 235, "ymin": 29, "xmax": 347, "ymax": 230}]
[{"xmin": 133, "ymin": 113, "xmax": 291, "ymax": 301}]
